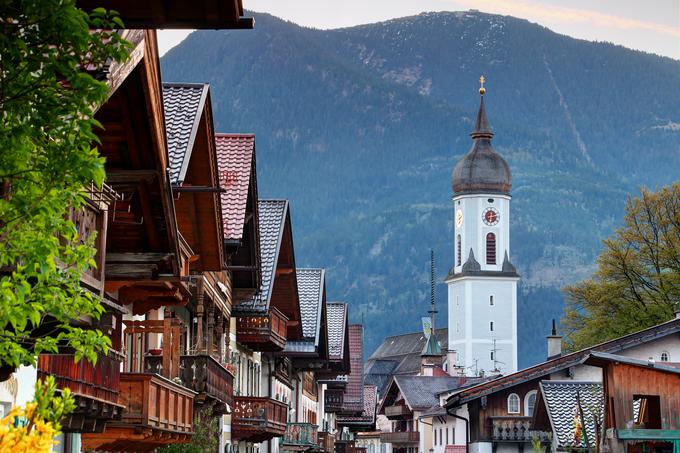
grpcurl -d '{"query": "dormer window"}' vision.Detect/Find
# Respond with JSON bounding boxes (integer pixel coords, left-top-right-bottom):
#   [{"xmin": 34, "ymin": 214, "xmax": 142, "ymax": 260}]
[{"xmin": 507, "ymin": 393, "xmax": 520, "ymax": 414}]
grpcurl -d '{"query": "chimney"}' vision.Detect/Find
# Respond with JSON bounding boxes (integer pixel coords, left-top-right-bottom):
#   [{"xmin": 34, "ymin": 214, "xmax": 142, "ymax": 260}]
[
  {"xmin": 446, "ymin": 349, "xmax": 458, "ymax": 376},
  {"xmin": 547, "ymin": 319, "xmax": 562, "ymax": 360},
  {"xmin": 675, "ymin": 308, "xmax": 680, "ymax": 320}
]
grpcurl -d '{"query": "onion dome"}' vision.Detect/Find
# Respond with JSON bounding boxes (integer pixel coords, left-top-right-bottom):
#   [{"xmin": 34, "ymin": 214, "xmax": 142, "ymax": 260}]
[{"xmin": 452, "ymin": 78, "xmax": 512, "ymax": 195}]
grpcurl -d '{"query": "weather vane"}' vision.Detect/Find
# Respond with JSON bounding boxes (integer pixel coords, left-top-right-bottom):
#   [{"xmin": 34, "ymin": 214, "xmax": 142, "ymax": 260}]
[{"xmin": 479, "ymin": 75, "xmax": 486, "ymax": 95}]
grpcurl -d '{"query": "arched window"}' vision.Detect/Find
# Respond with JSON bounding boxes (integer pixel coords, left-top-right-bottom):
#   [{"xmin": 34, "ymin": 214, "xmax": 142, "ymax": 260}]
[
  {"xmin": 507, "ymin": 393, "xmax": 520, "ymax": 414},
  {"xmin": 524, "ymin": 390, "xmax": 537, "ymax": 416},
  {"xmin": 457, "ymin": 235, "xmax": 462, "ymax": 266},
  {"xmin": 486, "ymin": 233, "xmax": 496, "ymax": 264},
  {"xmin": 661, "ymin": 351, "xmax": 670, "ymax": 362}
]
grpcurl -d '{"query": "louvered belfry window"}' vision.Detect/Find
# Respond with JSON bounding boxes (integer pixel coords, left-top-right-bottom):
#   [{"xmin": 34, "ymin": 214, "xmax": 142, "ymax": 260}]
[
  {"xmin": 486, "ymin": 232, "xmax": 496, "ymax": 265},
  {"xmin": 457, "ymin": 235, "xmax": 462, "ymax": 266}
]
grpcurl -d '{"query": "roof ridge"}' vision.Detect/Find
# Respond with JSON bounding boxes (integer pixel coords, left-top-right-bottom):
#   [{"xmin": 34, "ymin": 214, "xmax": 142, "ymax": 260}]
[
  {"xmin": 215, "ymin": 132, "xmax": 256, "ymax": 138},
  {"xmin": 162, "ymin": 82, "xmax": 209, "ymax": 88}
]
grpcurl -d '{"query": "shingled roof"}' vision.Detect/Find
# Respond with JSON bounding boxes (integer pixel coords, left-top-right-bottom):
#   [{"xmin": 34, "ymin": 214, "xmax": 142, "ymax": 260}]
[
  {"xmin": 383, "ymin": 376, "xmax": 463, "ymax": 412},
  {"xmin": 215, "ymin": 134, "xmax": 257, "ymax": 241},
  {"xmin": 283, "ymin": 269, "xmax": 327, "ymax": 356},
  {"xmin": 446, "ymin": 317, "xmax": 680, "ymax": 407},
  {"xmin": 364, "ymin": 328, "xmax": 448, "ymax": 395},
  {"xmin": 535, "ymin": 381, "xmax": 603, "ymax": 450},
  {"xmin": 341, "ymin": 324, "xmax": 365, "ymax": 415},
  {"xmin": 162, "ymin": 83, "xmax": 209, "ymax": 185},
  {"xmin": 337, "ymin": 385, "xmax": 377, "ymax": 426},
  {"xmin": 327, "ymin": 303, "xmax": 348, "ymax": 360}
]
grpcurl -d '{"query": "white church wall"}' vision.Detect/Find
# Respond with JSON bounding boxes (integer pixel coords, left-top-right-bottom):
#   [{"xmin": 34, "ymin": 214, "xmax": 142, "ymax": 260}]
[{"xmin": 619, "ymin": 333, "xmax": 680, "ymax": 363}]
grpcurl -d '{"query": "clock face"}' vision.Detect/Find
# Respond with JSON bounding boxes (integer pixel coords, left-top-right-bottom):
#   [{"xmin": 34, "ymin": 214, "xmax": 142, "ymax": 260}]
[
  {"xmin": 483, "ymin": 207, "xmax": 500, "ymax": 226},
  {"xmin": 455, "ymin": 209, "xmax": 464, "ymax": 227}
]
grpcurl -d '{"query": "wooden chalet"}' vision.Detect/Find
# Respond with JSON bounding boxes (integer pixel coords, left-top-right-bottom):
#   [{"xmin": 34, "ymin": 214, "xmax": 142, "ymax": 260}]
[
  {"xmin": 215, "ymin": 134, "xmax": 261, "ymax": 304},
  {"xmin": 76, "ymin": 0, "xmax": 254, "ymax": 29},
  {"xmin": 80, "ymin": 31, "xmax": 198, "ymax": 452},
  {"xmin": 232, "ymin": 199, "xmax": 303, "ymax": 444},
  {"xmin": 445, "ymin": 318, "xmax": 680, "ymax": 453},
  {"xmin": 583, "ymin": 352, "xmax": 680, "ymax": 453},
  {"xmin": 318, "ymin": 302, "xmax": 351, "ymax": 415}
]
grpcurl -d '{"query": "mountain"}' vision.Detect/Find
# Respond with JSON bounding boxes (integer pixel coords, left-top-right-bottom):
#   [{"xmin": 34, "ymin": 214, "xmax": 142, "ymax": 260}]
[{"xmin": 161, "ymin": 11, "xmax": 680, "ymax": 368}]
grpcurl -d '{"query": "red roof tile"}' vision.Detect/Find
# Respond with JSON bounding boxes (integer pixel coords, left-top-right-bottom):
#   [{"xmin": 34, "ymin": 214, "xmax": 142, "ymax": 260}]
[
  {"xmin": 215, "ymin": 134, "xmax": 256, "ymax": 241},
  {"xmin": 342, "ymin": 324, "xmax": 364, "ymax": 413}
]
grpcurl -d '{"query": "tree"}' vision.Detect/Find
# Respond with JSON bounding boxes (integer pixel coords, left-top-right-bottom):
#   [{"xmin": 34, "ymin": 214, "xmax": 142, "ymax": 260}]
[
  {"xmin": 0, "ymin": 1, "xmax": 129, "ymax": 369},
  {"xmin": 562, "ymin": 184, "xmax": 680, "ymax": 350}
]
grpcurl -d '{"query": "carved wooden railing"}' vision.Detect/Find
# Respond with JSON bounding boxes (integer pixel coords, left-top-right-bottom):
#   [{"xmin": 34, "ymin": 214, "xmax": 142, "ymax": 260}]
[
  {"xmin": 490, "ymin": 416, "xmax": 551, "ymax": 442},
  {"xmin": 232, "ymin": 396, "xmax": 288, "ymax": 442},
  {"xmin": 380, "ymin": 431, "xmax": 420, "ymax": 444},
  {"xmin": 385, "ymin": 403, "xmax": 413, "ymax": 419},
  {"xmin": 179, "ymin": 353, "xmax": 234, "ymax": 412},
  {"xmin": 318, "ymin": 431, "xmax": 336, "ymax": 453},
  {"xmin": 281, "ymin": 422, "xmax": 318, "ymax": 447},
  {"xmin": 324, "ymin": 388, "xmax": 344, "ymax": 413},
  {"xmin": 37, "ymin": 351, "xmax": 124, "ymax": 432},
  {"xmin": 236, "ymin": 307, "xmax": 288, "ymax": 351}
]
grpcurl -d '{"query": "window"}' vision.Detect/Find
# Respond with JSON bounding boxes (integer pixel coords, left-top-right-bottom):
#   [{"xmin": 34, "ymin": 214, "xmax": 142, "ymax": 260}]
[
  {"xmin": 661, "ymin": 351, "xmax": 670, "ymax": 362},
  {"xmin": 507, "ymin": 394, "xmax": 520, "ymax": 414},
  {"xmin": 446, "ymin": 427, "xmax": 449, "ymax": 445},
  {"xmin": 489, "ymin": 295, "xmax": 494, "ymax": 306},
  {"xmin": 490, "ymin": 351, "xmax": 495, "ymax": 361},
  {"xmin": 434, "ymin": 428, "xmax": 437, "ymax": 445},
  {"xmin": 457, "ymin": 235, "xmax": 462, "ymax": 266},
  {"xmin": 525, "ymin": 391, "xmax": 537, "ymax": 416},
  {"xmin": 486, "ymin": 233, "xmax": 496, "ymax": 265},
  {"xmin": 633, "ymin": 395, "xmax": 661, "ymax": 429},
  {"xmin": 439, "ymin": 428, "xmax": 443, "ymax": 446},
  {"xmin": 490, "ymin": 321, "xmax": 494, "ymax": 332}
]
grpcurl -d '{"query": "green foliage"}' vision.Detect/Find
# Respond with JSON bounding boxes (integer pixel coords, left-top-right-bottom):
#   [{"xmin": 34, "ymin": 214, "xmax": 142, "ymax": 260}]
[
  {"xmin": 0, "ymin": 0, "xmax": 130, "ymax": 368},
  {"xmin": 32, "ymin": 376, "xmax": 76, "ymax": 433},
  {"xmin": 155, "ymin": 407, "xmax": 219, "ymax": 453},
  {"xmin": 563, "ymin": 184, "xmax": 680, "ymax": 350}
]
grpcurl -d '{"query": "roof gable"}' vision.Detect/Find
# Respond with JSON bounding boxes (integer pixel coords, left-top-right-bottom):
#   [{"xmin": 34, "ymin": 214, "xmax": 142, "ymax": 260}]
[
  {"xmin": 327, "ymin": 302, "xmax": 348, "ymax": 360},
  {"xmin": 296, "ymin": 268, "xmax": 324, "ymax": 341},
  {"xmin": 447, "ymin": 318, "xmax": 680, "ymax": 406}
]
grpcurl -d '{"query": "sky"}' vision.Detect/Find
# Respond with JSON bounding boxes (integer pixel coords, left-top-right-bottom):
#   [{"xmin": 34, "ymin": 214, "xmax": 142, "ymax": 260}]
[{"xmin": 157, "ymin": 0, "xmax": 680, "ymax": 60}]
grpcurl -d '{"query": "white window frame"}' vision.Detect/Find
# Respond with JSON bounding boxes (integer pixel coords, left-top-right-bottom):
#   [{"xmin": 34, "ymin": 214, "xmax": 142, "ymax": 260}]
[
  {"xmin": 524, "ymin": 390, "xmax": 538, "ymax": 416},
  {"xmin": 661, "ymin": 351, "xmax": 670, "ymax": 362},
  {"xmin": 507, "ymin": 393, "xmax": 520, "ymax": 414}
]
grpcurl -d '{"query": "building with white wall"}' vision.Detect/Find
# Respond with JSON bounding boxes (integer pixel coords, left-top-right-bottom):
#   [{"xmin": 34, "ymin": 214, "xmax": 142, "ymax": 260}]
[{"xmin": 446, "ymin": 82, "xmax": 519, "ymax": 376}]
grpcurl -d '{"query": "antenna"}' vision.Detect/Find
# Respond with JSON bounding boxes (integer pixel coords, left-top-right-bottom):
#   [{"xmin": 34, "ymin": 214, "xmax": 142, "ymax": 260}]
[{"xmin": 428, "ymin": 249, "xmax": 437, "ymax": 337}]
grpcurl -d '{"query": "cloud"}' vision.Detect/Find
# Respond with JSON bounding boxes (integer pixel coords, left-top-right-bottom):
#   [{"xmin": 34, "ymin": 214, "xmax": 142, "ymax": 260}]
[{"xmin": 453, "ymin": 0, "xmax": 680, "ymax": 38}]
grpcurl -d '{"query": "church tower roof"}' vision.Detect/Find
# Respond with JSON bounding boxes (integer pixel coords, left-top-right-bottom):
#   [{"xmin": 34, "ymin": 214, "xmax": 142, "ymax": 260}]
[{"xmin": 452, "ymin": 77, "xmax": 512, "ymax": 195}]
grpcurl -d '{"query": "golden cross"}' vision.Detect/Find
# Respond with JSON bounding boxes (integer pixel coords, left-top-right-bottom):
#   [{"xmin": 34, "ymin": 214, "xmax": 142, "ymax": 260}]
[{"xmin": 479, "ymin": 75, "xmax": 486, "ymax": 95}]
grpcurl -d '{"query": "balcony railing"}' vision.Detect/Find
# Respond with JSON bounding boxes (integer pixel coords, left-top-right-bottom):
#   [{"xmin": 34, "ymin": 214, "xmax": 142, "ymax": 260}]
[
  {"xmin": 37, "ymin": 351, "xmax": 124, "ymax": 432},
  {"xmin": 318, "ymin": 431, "xmax": 335, "ymax": 453},
  {"xmin": 179, "ymin": 354, "xmax": 234, "ymax": 413},
  {"xmin": 81, "ymin": 372, "xmax": 196, "ymax": 451},
  {"xmin": 384, "ymin": 404, "xmax": 412, "ymax": 419},
  {"xmin": 490, "ymin": 417, "xmax": 551, "ymax": 442},
  {"xmin": 380, "ymin": 431, "xmax": 420, "ymax": 444},
  {"xmin": 324, "ymin": 388, "xmax": 344, "ymax": 413},
  {"xmin": 232, "ymin": 396, "xmax": 288, "ymax": 442},
  {"xmin": 236, "ymin": 307, "xmax": 288, "ymax": 351},
  {"xmin": 281, "ymin": 422, "xmax": 318, "ymax": 448}
]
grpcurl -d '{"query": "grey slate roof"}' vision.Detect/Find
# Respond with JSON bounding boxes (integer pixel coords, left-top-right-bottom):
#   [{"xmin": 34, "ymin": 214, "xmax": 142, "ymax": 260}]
[
  {"xmin": 162, "ymin": 83, "xmax": 209, "ymax": 184},
  {"xmin": 296, "ymin": 268, "xmax": 324, "ymax": 341},
  {"xmin": 327, "ymin": 302, "xmax": 348, "ymax": 359},
  {"xmin": 394, "ymin": 376, "xmax": 463, "ymax": 411},
  {"xmin": 365, "ymin": 328, "xmax": 448, "ymax": 395},
  {"xmin": 539, "ymin": 381, "xmax": 603, "ymax": 449},
  {"xmin": 235, "ymin": 200, "xmax": 287, "ymax": 313}
]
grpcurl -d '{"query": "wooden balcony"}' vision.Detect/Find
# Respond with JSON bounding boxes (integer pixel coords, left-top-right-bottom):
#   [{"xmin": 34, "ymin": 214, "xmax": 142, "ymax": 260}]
[
  {"xmin": 37, "ymin": 351, "xmax": 124, "ymax": 433},
  {"xmin": 281, "ymin": 422, "xmax": 319, "ymax": 448},
  {"xmin": 179, "ymin": 353, "xmax": 234, "ymax": 414},
  {"xmin": 324, "ymin": 388, "xmax": 344, "ymax": 413},
  {"xmin": 384, "ymin": 403, "xmax": 412, "ymax": 419},
  {"xmin": 236, "ymin": 307, "xmax": 288, "ymax": 351},
  {"xmin": 318, "ymin": 431, "xmax": 336, "ymax": 453},
  {"xmin": 380, "ymin": 431, "xmax": 420, "ymax": 444},
  {"xmin": 490, "ymin": 417, "xmax": 551, "ymax": 442},
  {"xmin": 82, "ymin": 373, "xmax": 196, "ymax": 452},
  {"xmin": 232, "ymin": 396, "xmax": 288, "ymax": 442}
]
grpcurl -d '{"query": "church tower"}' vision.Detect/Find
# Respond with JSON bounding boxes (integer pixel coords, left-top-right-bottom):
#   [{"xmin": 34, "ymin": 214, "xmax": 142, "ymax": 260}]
[{"xmin": 446, "ymin": 77, "xmax": 519, "ymax": 375}]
